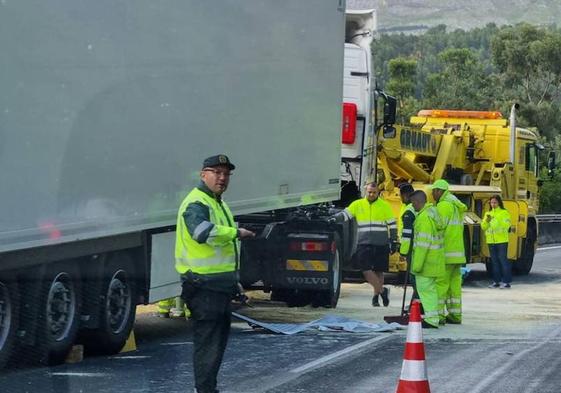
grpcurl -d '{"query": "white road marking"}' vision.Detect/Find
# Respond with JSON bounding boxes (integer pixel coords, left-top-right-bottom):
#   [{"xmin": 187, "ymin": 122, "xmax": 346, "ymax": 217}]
[
  {"xmin": 537, "ymin": 245, "xmax": 561, "ymax": 251},
  {"xmin": 290, "ymin": 334, "xmax": 393, "ymax": 374},
  {"xmin": 161, "ymin": 342, "xmax": 193, "ymax": 346},
  {"xmin": 112, "ymin": 355, "xmax": 151, "ymax": 359},
  {"xmin": 50, "ymin": 372, "xmax": 108, "ymax": 377}
]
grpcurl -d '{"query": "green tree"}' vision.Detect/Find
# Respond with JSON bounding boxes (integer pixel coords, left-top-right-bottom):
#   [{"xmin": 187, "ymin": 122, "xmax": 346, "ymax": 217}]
[
  {"xmin": 386, "ymin": 57, "xmax": 419, "ymax": 121},
  {"xmin": 491, "ymin": 24, "xmax": 561, "ymax": 138},
  {"xmin": 423, "ymin": 48, "xmax": 494, "ymax": 109},
  {"xmin": 492, "ymin": 24, "xmax": 561, "ymax": 106}
]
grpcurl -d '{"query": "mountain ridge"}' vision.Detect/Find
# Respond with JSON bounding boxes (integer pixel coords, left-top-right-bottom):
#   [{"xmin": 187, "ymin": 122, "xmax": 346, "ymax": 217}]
[{"xmin": 346, "ymin": 0, "xmax": 561, "ymax": 31}]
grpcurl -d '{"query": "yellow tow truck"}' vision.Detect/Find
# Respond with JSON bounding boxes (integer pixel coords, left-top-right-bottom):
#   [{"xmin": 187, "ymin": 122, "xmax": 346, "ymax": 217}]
[{"xmin": 377, "ymin": 106, "xmax": 542, "ymax": 274}]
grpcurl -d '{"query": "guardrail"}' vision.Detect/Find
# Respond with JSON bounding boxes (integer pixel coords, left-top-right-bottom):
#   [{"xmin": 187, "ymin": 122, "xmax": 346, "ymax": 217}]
[
  {"xmin": 537, "ymin": 214, "xmax": 561, "ymax": 244},
  {"xmin": 537, "ymin": 214, "xmax": 561, "ymax": 223}
]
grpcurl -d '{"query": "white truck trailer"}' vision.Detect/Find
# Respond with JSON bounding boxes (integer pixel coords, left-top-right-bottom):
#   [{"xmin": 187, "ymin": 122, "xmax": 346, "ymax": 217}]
[{"xmin": 0, "ymin": 2, "xmax": 388, "ymax": 366}]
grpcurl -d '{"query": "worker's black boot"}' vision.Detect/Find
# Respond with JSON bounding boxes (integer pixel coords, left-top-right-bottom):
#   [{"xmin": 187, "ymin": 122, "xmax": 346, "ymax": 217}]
[{"xmin": 381, "ymin": 287, "xmax": 390, "ymax": 307}]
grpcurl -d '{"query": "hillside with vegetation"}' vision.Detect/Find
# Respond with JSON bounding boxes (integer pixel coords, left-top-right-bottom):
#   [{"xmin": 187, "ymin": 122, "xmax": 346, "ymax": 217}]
[
  {"xmin": 347, "ymin": 0, "xmax": 561, "ymax": 31},
  {"xmin": 371, "ymin": 23, "xmax": 561, "ymax": 212}
]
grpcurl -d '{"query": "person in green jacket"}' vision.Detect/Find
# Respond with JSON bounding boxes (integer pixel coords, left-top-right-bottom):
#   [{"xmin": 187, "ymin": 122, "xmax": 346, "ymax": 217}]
[
  {"xmin": 409, "ymin": 190, "xmax": 444, "ymax": 328},
  {"xmin": 431, "ymin": 179, "xmax": 467, "ymax": 325},
  {"xmin": 481, "ymin": 195, "xmax": 512, "ymax": 289}
]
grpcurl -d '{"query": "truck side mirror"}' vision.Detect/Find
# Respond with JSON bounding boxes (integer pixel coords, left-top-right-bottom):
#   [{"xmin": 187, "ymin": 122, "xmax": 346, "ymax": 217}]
[
  {"xmin": 383, "ymin": 95, "xmax": 397, "ymax": 126},
  {"xmin": 548, "ymin": 151, "xmax": 556, "ymax": 176}
]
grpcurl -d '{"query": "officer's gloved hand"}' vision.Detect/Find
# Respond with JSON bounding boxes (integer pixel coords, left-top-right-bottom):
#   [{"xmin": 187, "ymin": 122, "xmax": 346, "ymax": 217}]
[{"xmin": 390, "ymin": 241, "xmax": 400, "ymax": 254}]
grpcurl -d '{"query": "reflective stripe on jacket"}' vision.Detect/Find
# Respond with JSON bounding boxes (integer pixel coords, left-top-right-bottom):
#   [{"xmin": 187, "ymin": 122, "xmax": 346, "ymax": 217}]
[
  {"xmin": 411, "ymin": 204, "xmax": 444, "ymax": 277},
  {"xmin": 436, "ymin": 190, "xmax": 467, "ymax": 264},
  {"xmin": 344, "ymin": 197, "xmax": 397, "ymax": 246},
  {"xmin": 481, "ymin": 207, "xmax": 511, "ymax": 244},
  {"xmin": 175, "ymin": 187, "xmax": 237, "ymax": 275}
]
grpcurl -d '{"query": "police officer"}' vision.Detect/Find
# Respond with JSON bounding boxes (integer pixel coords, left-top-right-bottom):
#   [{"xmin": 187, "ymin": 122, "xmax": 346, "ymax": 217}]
[
  {"xmin": 430, "ymin": 179, "xmax": 467, "ymax": 325},
  {"xmin": 331, "ymin": 182, "xmax": 398, "ymax": 307},
  {"xmin": 175, "ymin": 154, "xmax": 255, "ymax": 393},
  {"xmin": 409, "ymin": 190, "xmax": 444, "ymax": 328}
]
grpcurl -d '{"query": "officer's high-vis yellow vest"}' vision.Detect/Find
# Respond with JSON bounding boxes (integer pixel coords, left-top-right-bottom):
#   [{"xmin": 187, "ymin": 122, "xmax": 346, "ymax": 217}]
[{"xmin": 175, "ymin": 188, "xmax": 237, "ymax": 275}]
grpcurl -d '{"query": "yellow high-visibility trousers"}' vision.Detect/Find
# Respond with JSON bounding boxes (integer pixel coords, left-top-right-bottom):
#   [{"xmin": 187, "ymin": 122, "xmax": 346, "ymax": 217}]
[
  {"xmin": 436, "ymin": 264, "xmax": 462, "ymax": 323},
  {"xmin": 415, "ymin": 275, "xmax": 440, "ymax": 328}
]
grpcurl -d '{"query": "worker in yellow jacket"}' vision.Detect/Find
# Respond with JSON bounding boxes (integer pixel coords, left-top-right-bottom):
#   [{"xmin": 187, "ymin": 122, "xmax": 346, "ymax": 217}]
[
  {"xmin": 330, "ymin": 182, "xmax": 398, "ymax": 307},
  {"xmin": 431, "ymin": 179, "xmax": 467, "ymax": 325},
  {"xmin": 482, "ymin": 195, "xmax": 512, "ymax": 289},
  {"xmin": 409, "ymin": 190, "xmax": 444, "ymax": 328}
]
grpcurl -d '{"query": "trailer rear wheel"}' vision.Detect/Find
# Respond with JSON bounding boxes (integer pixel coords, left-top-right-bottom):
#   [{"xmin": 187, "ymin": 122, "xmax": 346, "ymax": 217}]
[
  {"xmin": 85, "ymin": 254, "xmax": 136, "ymax": 355},
  {"xmin": 38, "ymin": 264, "xmax": 81, "ymax": 365},
  {"xmin": 0, "ymin": 278, "xmax": 19, "ymax": 369}
]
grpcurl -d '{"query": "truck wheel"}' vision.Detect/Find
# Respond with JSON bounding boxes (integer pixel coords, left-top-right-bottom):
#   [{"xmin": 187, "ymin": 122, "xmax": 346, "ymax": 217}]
[
  {"xmin": 38, "ymin": 264, "xmax": 81, "ymax": 365},
  {"xmin": 513, "ymin": 237, "xmax": 535, "ymax": 275},
  {"xmin": 513, "ymin": 221, "xmax": 537, "ymax": 276},
  {"xmin": 312, "ymin": 238, "xmax": 342, "ymax": 308},
  {"xmin": 0, "ymin": 278, "xmax": 19, "ymax": 369},
  {"xmin": 86, "ymin": 254, "xmax": 136, "ymax": 355}
]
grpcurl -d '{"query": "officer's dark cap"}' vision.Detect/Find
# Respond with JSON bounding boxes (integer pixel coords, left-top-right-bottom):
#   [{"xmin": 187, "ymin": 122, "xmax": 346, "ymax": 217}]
[
  {"xmin": 202, "ymin": 154, "xmax": 236, "ymax": 170},
  {"xmin": 399, "ymin": 183, "xmax": 415, "ymax": 194}
]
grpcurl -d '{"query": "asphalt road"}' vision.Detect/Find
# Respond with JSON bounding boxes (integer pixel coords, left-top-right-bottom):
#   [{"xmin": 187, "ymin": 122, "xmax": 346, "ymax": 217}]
[{"xmin": 2, "ymin": 245, "xmax": 561, "ymax": 393}]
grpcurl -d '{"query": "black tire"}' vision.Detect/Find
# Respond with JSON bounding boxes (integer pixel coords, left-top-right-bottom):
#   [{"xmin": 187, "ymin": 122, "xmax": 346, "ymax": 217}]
[
  {"xmin": 312, "ymin": 236, "xmax": 343, "ymax": 308},
  {"xmin": 513, "ymin": 237, "xmax": 536, "ymax": 275},
  {"xmin": 37, "ymin": 263, "xmax": 81, "ymax": 365},
  {"xmin": 86, "ymin": 253, "xmax": 137, "ymax": 355},
  {"xmin": 0, "ymin": 277, "xmax": 19, "ymax": 369},
  {"xmin": 513, "ymin": 220, "xmax": 537, "ymax": 276}
]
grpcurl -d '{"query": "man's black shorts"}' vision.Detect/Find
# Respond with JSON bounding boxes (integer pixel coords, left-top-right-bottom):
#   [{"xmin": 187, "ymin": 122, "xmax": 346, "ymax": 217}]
[{"xmin": 355, "ymin": 245, "xmax": 390, "ymax": 272}]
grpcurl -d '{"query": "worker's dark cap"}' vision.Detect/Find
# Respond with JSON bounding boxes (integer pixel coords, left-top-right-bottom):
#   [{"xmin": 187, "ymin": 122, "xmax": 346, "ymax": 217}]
[
  {"xmin": 202, "ymin": 154, "xmax": 235, "ymax": 170},
  {"xmin": 399, "ymin": 183, "xmax": 415, "ymax": 194}
]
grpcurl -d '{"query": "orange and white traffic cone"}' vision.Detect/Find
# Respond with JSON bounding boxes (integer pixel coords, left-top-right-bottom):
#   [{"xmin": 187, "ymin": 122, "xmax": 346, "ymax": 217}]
[{"xmin": 395, "ymin": 300, "xmax": 431, "ymax": 393}]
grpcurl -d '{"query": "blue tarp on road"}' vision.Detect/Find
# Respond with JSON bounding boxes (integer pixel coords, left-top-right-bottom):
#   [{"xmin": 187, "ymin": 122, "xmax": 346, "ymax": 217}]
[{"xmin": 232, "ymin": 312, "xmax": 405, "ymax": 335}]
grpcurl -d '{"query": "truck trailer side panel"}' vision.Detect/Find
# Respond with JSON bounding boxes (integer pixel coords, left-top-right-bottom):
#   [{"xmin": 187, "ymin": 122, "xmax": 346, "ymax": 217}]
[{"xmin": 0, "ymin": 0, "xmax": 345, "ymax": 254}]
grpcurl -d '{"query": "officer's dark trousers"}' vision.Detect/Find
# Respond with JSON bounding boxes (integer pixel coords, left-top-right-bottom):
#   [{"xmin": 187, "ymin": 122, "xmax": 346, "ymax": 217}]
[{"xmin": 189, "ymin": 289, "xmax": 232, "ymax": 393}]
